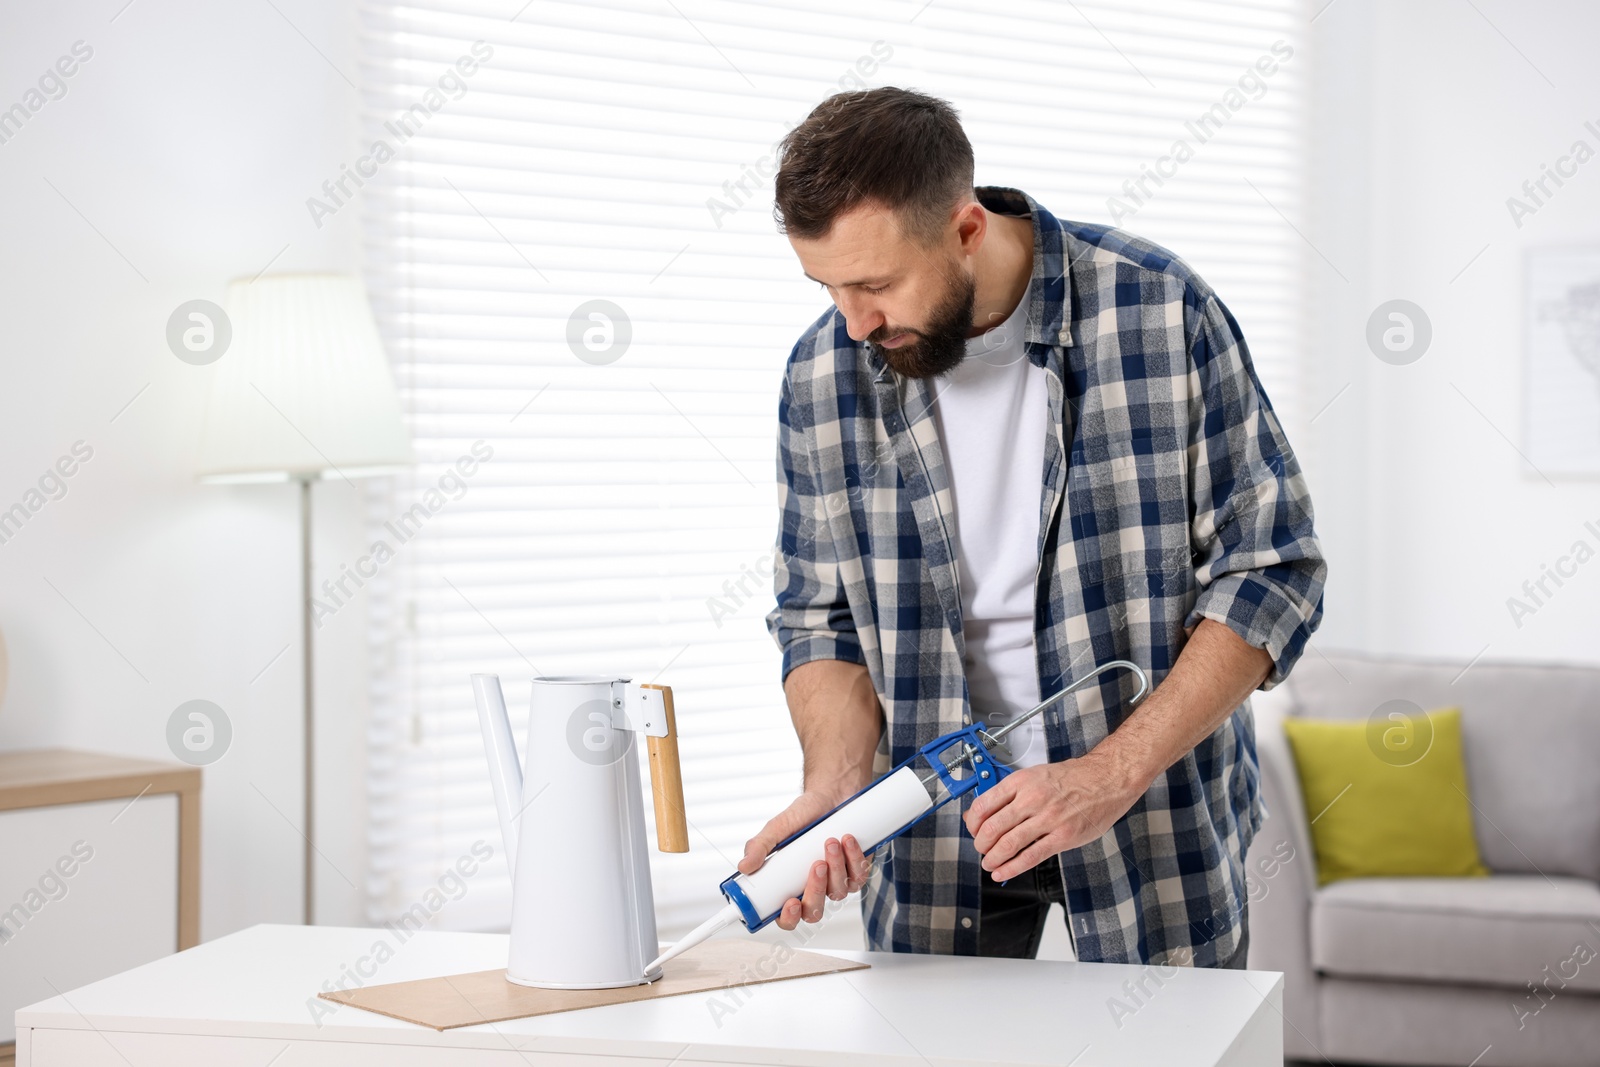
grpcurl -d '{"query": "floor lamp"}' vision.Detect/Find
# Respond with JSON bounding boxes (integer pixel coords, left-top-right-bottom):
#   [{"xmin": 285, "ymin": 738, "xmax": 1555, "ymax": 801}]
[{"xmin": 195, "ymin": 273, "xmax": 413, "ymax": 925}]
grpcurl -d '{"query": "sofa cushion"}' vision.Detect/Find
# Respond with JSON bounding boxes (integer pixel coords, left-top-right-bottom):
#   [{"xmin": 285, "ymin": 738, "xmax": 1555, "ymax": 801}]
[
  {"xmin": 1282, "ymin": 649, "xmax": 1600, "ymax": 882},
  {"xmin": 1283, "ymin": 707, "xmax": 1488, "ymax": 884},
  {"xmin": 1311, "ymin": 875, "xmax": 1600, "ymax": 993}
]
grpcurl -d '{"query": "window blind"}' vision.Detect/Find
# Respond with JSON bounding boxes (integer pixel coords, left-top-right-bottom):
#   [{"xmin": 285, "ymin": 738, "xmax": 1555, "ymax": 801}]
[{"xmin": 358, "ymin": 0, "xmax": 1308, "ymax": 937}]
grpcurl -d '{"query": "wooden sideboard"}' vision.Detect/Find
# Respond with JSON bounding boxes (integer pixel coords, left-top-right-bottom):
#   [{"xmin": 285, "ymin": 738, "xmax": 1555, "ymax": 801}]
[{"xmin": 0, "ymin": 749, "xmax": 200, "ymax": 1057}]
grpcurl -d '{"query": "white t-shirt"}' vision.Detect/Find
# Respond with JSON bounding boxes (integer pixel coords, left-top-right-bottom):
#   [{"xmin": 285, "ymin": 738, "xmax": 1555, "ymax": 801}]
[{"xmin": 927, "ymin": 291, "xmax": 1050, "ymax": 768}]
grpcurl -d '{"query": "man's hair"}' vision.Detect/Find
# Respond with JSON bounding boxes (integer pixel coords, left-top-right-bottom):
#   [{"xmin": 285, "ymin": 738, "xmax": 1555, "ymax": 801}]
[{"xmin": 773, "ymin": 87, "xmax": 974, "ymax": 246}]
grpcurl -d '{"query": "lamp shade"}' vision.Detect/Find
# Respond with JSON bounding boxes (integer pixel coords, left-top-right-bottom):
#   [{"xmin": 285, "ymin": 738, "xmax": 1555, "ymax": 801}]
[{"xmin": 196, "ymin": 274, "xmax": 414, "ymax": 482}]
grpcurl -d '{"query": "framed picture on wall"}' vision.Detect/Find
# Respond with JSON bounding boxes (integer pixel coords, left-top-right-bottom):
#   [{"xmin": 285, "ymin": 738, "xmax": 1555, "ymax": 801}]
[{"xmin": 1524, "ymin": 246, "xmax": 1600, "ymax": 478}]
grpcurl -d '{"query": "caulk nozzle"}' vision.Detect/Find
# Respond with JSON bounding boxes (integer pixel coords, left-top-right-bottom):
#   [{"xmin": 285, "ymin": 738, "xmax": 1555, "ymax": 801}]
[{"xmin": 643, "ymin": 901, "xmax": 742, "ymax": 977}]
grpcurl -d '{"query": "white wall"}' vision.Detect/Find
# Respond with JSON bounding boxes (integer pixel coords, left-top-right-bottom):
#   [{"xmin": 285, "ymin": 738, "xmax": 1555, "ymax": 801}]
[
  {"xmin": 0, "ymin": 0, "xmax": 372, "ymax": 938},
  {"xmin": 1304, "ymin": 0, "xmax": 1600, "ymax": 667}
]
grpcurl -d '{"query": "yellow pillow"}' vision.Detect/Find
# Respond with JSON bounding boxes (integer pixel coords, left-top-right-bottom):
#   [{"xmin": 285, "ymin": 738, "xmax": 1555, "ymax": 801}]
[{"xmin": 1282, "ymin": 705, "xmax": 1488, "ymax": 886}]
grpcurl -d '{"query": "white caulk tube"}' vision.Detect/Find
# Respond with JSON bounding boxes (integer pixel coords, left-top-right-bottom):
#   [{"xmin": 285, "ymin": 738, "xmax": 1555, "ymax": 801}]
[
  {"xmin": 643, "ymin": 766, "xmax": 938, "ymax": 974},
  {"xmin": 726, "ymin": 767, "xmax": 937, "ymax": 921}
]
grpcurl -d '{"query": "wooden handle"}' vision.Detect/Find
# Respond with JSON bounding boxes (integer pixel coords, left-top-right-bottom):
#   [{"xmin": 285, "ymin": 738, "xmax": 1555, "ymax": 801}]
[{"xmin": 641, "ymin": 684, "xmax": 689, "ymax": 853}]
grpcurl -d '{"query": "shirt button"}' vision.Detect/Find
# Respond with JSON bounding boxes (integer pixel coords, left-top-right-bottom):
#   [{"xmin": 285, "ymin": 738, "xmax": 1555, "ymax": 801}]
[{"xmin": 961, "ymin": 916, "xmax": 973, "ymax": 929}]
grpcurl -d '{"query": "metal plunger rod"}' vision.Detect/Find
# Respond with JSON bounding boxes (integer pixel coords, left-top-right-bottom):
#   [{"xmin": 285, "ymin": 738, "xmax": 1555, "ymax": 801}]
[
  {"xmin": 916, "ymin": 659, "xmax": 1150, "ymax": 789},
  {"xmin": 983, "ymin": 658, "xmax": 1150, "ymax": 747}
]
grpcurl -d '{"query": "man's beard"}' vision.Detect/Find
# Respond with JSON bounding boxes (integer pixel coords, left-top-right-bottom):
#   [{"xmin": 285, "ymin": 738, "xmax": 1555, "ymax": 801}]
[{"xmin": 868, "ymin": 269, "xmax": 975, "ymax": 379}]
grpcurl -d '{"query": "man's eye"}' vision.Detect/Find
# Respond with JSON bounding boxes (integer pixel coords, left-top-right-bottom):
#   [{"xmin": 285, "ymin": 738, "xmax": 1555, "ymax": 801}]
[{"xmin": 863, "ymin": 285, "xmax": 888, "ymax": 294}]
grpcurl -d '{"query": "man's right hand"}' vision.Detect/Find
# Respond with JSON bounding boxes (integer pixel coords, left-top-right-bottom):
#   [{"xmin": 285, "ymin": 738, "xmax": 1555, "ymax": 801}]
[{"xmin": 738, "ymin": 790, "xmax": 873, "ymax": 931}]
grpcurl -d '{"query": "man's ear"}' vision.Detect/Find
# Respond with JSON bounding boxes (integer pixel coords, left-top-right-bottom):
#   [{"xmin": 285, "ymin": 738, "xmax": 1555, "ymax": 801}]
[{"xmin": 952, "ymin": 199, "xmax": 986, "ymax": 256}]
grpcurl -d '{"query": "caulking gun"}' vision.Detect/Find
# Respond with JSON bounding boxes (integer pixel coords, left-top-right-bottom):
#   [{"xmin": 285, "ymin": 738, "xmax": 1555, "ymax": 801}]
[{"xmin": 644, "ymin": 658, "xmax": 1150, "ymax": 975}]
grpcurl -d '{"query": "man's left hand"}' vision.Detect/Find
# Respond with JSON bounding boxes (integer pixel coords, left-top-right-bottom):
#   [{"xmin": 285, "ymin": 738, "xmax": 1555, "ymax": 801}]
[{"xmin": 962, "ymin": 752, "xmax": 1144, "ymax": 881}]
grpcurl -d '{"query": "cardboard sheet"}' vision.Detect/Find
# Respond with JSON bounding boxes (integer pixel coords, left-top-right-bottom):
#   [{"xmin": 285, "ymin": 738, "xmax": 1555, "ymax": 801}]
[{"xmin": 319, "ymin": 938, "xmax": 869, "ymax": 1030}]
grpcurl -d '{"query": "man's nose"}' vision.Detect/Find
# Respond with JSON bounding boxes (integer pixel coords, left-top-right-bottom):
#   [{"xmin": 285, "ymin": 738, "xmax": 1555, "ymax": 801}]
[{"xmin": 837, "ymin": 296, "xmax": 883, "ymax": 343}]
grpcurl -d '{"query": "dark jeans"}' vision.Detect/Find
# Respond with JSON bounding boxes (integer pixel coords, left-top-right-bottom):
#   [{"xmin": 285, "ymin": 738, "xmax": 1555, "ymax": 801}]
[{"xmin": 976, "ymin": 853, "xmax": 1250, "ymax": 968}]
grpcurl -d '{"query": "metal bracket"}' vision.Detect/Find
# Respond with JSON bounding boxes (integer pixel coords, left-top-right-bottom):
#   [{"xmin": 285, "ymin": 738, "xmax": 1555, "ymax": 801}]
[{"xmin": 611, "ymin": 679, "xmax": 669, "ymax": 738}]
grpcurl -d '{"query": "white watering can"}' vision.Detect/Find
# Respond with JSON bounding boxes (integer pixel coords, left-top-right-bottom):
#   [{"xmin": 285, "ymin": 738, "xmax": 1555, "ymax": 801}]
[{"xmin": 471, "ymin": 673, "xmax": 689, "ymax": 988}]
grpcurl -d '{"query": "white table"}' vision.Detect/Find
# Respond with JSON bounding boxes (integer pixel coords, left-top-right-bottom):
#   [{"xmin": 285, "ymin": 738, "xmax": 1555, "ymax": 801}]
[{"xmin": 15, "ymin": 924, "xmax": 1282, "ymax": 1066}]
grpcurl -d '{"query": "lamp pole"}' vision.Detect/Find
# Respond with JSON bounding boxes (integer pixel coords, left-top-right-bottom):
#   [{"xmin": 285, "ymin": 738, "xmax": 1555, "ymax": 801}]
[{"xmin": 298, "ymin": 472, "xmax": 316, "ymax": 926}]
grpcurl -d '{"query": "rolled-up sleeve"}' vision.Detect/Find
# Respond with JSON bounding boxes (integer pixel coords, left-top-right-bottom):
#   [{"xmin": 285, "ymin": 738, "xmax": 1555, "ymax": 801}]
[
  {"xmin": 764, "ymin": 365, "xmax": 865, "ymax": 684},
  {"xmin": 1181, "ymin": 290, "xmax": 1327, "ymax": 690}
]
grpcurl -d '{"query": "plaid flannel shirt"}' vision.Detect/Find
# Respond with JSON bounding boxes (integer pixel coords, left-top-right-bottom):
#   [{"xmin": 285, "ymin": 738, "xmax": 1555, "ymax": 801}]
[{"xmin": 764, "ymin": 186, "xmax": 1327, "ymax": 967}]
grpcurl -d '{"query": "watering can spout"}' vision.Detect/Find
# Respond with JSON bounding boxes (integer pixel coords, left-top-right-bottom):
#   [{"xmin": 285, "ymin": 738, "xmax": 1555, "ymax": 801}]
[{"xmin": 471, "ymin": 673, "xmax": 522, "ymax": 882}]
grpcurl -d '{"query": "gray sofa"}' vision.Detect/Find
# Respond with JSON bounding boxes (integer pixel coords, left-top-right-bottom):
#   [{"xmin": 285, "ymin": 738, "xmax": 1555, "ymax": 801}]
[{"xmin": 1248, "ymin": 648, "xmax": 1600, "ymax": 1067}]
